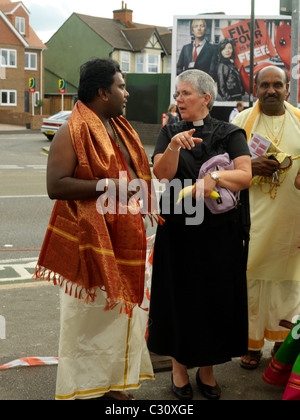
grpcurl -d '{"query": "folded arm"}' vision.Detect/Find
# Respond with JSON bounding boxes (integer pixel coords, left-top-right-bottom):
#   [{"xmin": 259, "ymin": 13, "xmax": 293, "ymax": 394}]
[{"xmin": 199, "ymin": 155, "xmax": 252, "ymax": 198}]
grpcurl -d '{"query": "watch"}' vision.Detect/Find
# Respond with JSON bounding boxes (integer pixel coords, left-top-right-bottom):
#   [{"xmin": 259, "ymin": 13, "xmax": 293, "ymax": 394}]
[{"xmin": 210, "ymin": 171, "xmax": 220, "ymax": 184}]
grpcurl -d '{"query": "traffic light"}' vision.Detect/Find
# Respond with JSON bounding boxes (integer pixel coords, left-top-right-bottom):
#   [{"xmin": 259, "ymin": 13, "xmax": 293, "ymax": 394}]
[{"xmin": 280, "ymin": 0, "xmax": 293, "ymax": 16}]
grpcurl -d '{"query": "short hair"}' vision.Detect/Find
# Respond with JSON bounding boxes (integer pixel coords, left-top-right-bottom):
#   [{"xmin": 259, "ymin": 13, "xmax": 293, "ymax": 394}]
[
  {"xmin": 255, "ymin": 66, "xmax": 289, "ymax": 86},
  {"xmin": 191, "ymin": 19, "xmax": 206, "ymax": 31},
  {"xmin": 78, "ymin": 58, "xmax": 121, "ymax": 103},
  {"xmin": 176, "ymin": 69, "xmax": 217, "ymax": 111}
]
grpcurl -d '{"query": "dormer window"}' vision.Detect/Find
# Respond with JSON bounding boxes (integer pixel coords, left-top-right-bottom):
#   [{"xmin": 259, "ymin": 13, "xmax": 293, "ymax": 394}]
[{"xmin": 16, "ymin": 17, "xmax": 25, "ymax": 35}]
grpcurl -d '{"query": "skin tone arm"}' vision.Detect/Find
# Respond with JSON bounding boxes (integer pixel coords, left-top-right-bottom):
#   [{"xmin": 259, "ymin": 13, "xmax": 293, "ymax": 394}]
[
  {"xmin": 295, "ymin": 168, "xmax": 300, "ymax": 190},
  {"xmin": 153, "ymin": 129, "xmax": 202, "ymax": 182},
  {"xmin": 47, "ymin": 123, "xmax": 100, "ymax": 200},
  {"xmin": 47, "ymin": 123, "xmax": 138, "ymax": 201},
  {"xmin": 153, "ymin": 129, "xmax": 252, "ymax": 198},
  {"xmin": 199, "ymin": 155, "xmax": 252, "ymax": 198}
]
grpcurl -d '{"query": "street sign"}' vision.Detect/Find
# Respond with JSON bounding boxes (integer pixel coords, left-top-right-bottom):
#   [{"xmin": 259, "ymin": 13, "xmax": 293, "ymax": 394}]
[
  {"xmin": 29, "ymin": 78, "xmax": 36, "ymax": 93},
  {"xmin": 59, "ymin": 79, "xmax": 66, "ymax": 94},
  {"xmin": 280, "ymin": 0, "xmax": 293, "ymax": 15}
]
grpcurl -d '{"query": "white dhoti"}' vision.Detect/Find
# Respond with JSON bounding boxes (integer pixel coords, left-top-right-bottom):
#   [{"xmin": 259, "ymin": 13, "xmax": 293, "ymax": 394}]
[
  {"xmin": 233, "ymin": 103, "xmax": 300, "ymax": 351},
  {"xmin": 55, "ymin": 289, "xmax": 154, "ymax": 400}
]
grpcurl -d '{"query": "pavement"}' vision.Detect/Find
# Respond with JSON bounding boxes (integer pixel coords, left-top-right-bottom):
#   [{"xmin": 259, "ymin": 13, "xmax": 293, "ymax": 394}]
[
  {"xmin": 0, "ymin": 123, "xmax": 285, "ymax": 401},
  {"xmin": 0, "ymin": 124, "xmax": 28, "ymax": 134},
  {"xmin": 0, "ymin": 282, "xmax": 285, "ymax": 401}
]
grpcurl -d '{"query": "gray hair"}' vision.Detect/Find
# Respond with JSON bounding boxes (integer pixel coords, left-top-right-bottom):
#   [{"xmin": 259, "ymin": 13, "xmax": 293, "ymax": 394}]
[{"xmin": 176, "ymin": 70, "xmax": 217, "ymax": 111}]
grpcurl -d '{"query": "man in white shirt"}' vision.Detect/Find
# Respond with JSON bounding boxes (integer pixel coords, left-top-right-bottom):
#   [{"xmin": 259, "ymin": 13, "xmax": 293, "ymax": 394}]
[{"xmin": 229, "ymin": 102, "xmax": 244, "ymax": 123}]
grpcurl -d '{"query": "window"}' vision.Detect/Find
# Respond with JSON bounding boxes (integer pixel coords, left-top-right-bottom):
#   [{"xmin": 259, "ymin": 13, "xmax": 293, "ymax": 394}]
[
  {"xmin": 16, "ymin": 17, "xmax": 25, "ymax": 35},
  {"xmin": 136, "ymin": 54, "xmax": 144, "ymax": 73},
  {"xmin": 1, "ymin": 90, "xmax": 17, "ymax": 106},
  {"xmin": 25, "ymin": 53, "xmax": 37, "ymax": 70},
  {"xmin": 148, "ymin": 55, "xmax": 159, "ymax": 73},
  {"xmin": 136, "ymin": 54, "xmax": 160, "ymax": 73},
  {"xmin": 0, "ymin": 49, "xmax": 17, "ymax": 68},
  {"xmin": 121, "ymin": 52, "xmax": 130, "ymax": 73}
]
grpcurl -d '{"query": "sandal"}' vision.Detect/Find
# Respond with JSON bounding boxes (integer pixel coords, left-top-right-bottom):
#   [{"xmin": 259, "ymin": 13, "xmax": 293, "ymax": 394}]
[
  {"xmin": 240, "ymin": 351, "xmax": 262, "ymax": 370},
  {"xmin": 102, "ymin": 391, "xmax": 136, "ymax": 400}
]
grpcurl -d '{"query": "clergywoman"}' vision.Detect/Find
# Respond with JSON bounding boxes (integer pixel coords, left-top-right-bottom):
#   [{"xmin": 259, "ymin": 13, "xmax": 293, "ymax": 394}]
[{"xmin": 147, "ymin": 70, "xmax": 252, "ymax": 400}]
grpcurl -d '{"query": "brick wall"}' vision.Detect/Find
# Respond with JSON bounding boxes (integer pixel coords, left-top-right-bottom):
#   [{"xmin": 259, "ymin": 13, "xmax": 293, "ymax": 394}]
[
  {"xmin": 0, "ymin": 110, "xmax": 45, "ymax": 129},
  {"xmin": 0, "ymin": 45, "xmax": 44, "ymax": 122}
]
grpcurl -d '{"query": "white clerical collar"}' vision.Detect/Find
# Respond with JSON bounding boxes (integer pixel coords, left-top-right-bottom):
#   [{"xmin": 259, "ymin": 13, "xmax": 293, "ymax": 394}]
[{"xmin": 193, "ymin": 120, "xmax": 204, "ymax": 127}]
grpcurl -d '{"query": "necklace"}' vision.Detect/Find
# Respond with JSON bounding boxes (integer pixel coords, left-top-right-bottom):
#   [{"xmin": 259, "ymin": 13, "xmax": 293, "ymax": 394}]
[
  {"xmin": 109, "ymin": 120, "xmax": 120, "ymax": 149},
  {"xmin": 262, "ymin": 111, "xmax": 286, "ymax": 147}
]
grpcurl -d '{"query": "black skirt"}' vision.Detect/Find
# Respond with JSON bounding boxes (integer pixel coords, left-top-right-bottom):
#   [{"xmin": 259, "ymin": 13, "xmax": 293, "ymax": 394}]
[{"xmin": 147, "ymin": 207, "xmax": 249, "ymax": 367}]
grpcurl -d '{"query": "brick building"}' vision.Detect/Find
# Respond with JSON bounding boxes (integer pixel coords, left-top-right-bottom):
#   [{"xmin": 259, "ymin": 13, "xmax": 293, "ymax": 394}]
[{"xmin": 0, "ymin": 0, "xmax": 46, "ymax": 127}]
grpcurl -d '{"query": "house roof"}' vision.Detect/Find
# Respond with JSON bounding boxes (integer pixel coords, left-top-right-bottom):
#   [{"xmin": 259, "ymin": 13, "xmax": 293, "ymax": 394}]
[
  {"xmin": 123, "ymin": 27, "xmax": 166, "ymax": 53},
  {"xmin": 27, "ymin": 25, "xmax": 46, "ymax": 49},
  {"xmin": 75, "ymin": 12, "xmax": 171, "ymax": 54},
  {"xmin": 76, "ymin": 14, "xmax": 132, "ymax": 50},
  {"xmin": 0, "ymin": 0, "xmax": 30, "ymax": 15},
  {"xmin": 0, "ymin": 0, "xmax": 46, "ymax": 49}
]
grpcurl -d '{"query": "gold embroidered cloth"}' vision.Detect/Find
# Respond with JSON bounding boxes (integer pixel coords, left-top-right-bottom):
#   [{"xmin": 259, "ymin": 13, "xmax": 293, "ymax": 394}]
[{"xmin": 34, "ymin": 101, "xmax": 156, "ymax": 311}]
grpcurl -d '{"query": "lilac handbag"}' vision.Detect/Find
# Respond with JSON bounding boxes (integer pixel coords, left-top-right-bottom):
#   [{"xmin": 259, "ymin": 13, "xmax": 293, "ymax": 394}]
[{"xmin": 198, "ymin": 153, "xmax": 240, "ymax": 214}]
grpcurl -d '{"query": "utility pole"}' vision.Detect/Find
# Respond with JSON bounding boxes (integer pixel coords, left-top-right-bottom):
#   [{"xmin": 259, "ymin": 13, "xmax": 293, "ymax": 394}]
[
  {"xmin": 249, "ymin": 0, "xmax": 255, "ymax": 107},
  {"xmin": 290, "ymin": 0, "xmax": 300, "ymax": 107}
]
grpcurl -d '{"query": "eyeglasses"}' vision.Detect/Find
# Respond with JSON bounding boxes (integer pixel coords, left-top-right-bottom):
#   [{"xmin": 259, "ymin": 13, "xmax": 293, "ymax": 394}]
[
  {"xmin": 173, "ymin": 91, "xmax": 192, "ymax": 101},
  {"xmin": 173, "ymin": 91, "xmax": 204, "ymax": 101}
]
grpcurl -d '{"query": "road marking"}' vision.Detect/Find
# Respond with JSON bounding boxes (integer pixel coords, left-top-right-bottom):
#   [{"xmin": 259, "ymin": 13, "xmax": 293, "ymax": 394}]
[
  {"xmin": 0, "ymin": 164, "xmax": 46, "ymax": 171},
  {"xmin": 0, "ymin": 195, "xmax": 48, "ymax": 199},
  {"xmin": 0, "ymin": 165, "xmax": 24, "ymax": 169},
  {"xmin": 26, "ymin": 165, "xmax": 47, "ymax": 170},
  {"xmin": 0, "ymin": 258, "xmax": 38, "ymax": 285}
]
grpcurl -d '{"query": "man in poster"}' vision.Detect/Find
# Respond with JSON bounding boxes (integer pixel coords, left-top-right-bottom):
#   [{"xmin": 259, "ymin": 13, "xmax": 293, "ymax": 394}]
[{"xmin": 176, "ymin": 19, "xmax": 217, "ymax": 79}]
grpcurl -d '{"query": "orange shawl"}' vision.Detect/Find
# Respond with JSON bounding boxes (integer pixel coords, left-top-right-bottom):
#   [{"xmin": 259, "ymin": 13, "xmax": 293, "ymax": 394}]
[{"xmin": 34, "ymin": 101, "xmax": 158, "ymax": 312}]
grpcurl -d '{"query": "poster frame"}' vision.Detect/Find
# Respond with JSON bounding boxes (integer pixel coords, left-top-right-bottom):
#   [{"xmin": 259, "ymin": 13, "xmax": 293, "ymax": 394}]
[{"xmin": 171, "ymin": 14, "xmax": 292, "ymax": 108}]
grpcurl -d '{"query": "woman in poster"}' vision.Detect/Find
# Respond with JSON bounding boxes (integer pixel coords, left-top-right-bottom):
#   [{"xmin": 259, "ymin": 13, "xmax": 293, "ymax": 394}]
[{"xmin": 217, "ymin": 39, "xmax": 245, "ymax": 101}]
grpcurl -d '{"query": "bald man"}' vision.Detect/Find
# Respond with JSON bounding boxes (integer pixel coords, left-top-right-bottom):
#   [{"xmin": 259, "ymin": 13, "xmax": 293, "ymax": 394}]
[{"xmin": 233, "ymin": 66, "xmax": 300, "ymax": 369}]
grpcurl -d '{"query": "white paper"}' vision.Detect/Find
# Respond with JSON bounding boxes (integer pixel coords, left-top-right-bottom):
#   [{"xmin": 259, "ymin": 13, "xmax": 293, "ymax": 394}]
[{"xmin": 249, "ymin": 132, "xmax": 272, "ymax": 159}]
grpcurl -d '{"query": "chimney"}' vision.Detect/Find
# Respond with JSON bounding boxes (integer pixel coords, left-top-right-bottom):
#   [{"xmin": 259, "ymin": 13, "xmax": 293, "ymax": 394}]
[{"xmin": 113, "ymin": 2, "xmax": 133, "ymax": 26}]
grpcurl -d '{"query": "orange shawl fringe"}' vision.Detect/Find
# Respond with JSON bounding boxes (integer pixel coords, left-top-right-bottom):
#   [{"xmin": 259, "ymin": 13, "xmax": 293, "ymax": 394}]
[{"xmin": 34, "ymin": 101, "xmax": 160, "ymax": 313}]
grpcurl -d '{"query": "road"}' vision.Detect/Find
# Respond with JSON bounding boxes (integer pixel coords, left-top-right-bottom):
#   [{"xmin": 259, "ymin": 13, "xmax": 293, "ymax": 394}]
[
  {"xmin": 0, "ymin": 131, "xmax": 284, "ymax": 401},
  {"xmin": 0, "ymin": 132, "xmax": 54, "ymax": 285},
  {"xmin": 0, "ymin": 132, "xmax": 158, "ymax": 286}
]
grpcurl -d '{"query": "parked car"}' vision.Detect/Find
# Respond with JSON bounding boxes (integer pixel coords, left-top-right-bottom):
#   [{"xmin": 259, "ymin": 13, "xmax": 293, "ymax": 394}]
[{"xmin": 41, "ymin": 111, "xmax": 71, "ymax": 141}]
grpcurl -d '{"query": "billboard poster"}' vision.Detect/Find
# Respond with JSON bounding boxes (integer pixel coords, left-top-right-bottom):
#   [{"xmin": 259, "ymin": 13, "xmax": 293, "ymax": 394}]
[{"xmin": 172, "ymin": 15, "xmax": 295, "ymax": 107}]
